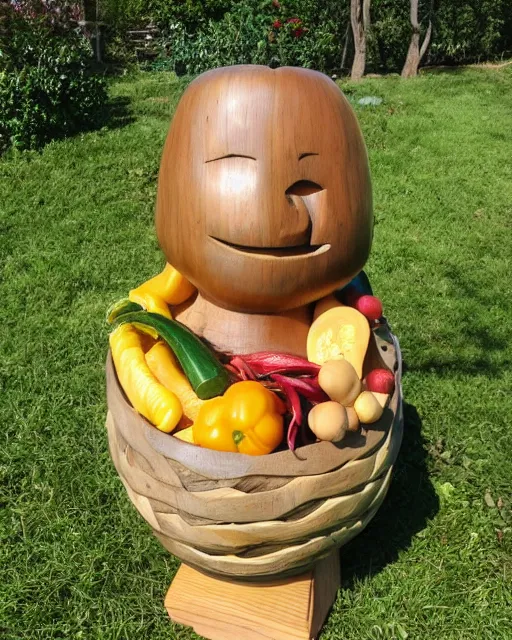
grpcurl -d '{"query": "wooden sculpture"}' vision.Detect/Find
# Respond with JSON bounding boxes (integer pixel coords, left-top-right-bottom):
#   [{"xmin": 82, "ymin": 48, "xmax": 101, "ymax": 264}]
[
  {"xmin": 106, "ymin": 65, "xmax": 403, "ymax": 640},
  {"xmin": 156, "ymin": 65, "xmax": 373, "ymax": 356}
]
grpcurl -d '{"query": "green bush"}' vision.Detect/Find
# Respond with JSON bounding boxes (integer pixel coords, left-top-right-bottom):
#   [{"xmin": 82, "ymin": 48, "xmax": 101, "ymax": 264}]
[
  {"xmin": 430, "ymin": 0, "xmax": 509, "ymax": 64},
  {"xmin": 0, "ymin": 3, "xmax": 107, "ymax": 153},
  {"xmin": 153, "ymin": 0, "xmax": 338, "ymax": 75},
  {"xmin": 97, "ymin": 0, "xmax": 512, "ymax": 73}
]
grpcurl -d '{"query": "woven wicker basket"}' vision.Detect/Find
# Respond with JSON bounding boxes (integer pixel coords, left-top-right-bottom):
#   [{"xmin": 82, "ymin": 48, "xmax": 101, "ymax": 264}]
[{"xmin": 105, "ymin": 322, "xmax": 403, "ymax": 581}]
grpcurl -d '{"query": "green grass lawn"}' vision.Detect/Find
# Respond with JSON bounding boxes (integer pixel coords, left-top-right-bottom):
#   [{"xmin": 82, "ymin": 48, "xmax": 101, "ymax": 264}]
[{"xmin": 1, "ymin": 66, "xmax": 511, "ymax": 640}]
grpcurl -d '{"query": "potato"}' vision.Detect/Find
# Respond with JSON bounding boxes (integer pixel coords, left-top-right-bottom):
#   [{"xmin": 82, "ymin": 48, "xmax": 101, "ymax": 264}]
[
  {"xmin": 318, "ymin": 359, "xmax": 362, "ymax": 406},
  {"xmin": 346, "ymin": 406, "xmax": 360, "ymax": 432},
  {"xmin": 353, "ymin": 391, "xmax": 384, "ymax": 424},
  {"xmin": 308, "ymin": 401, "xmax": 348, "ymax": 442}
]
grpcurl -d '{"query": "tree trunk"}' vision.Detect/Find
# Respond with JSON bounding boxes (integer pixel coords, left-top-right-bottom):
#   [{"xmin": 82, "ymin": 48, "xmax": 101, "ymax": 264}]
[
  {"xmin": 350, "ymin": 0, "xmax": 371, "ymax": 81},
  {"xmin": 401, "ymin": 0, "xmax": 433, "ymax": 78},
  {"xmin": 340, "ymin": 21, "xmax": 351, "ymax": 72}
]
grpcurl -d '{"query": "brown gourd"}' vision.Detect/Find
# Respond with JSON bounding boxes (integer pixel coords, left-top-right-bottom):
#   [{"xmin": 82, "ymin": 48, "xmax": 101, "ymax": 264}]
[
  {"xmin": 308, "ymin": 402, "xmax": 348, "ymax": 443},
  {"xmin": 318, "ymin": 359, "xmax": 362, "ymax": 406},
  {"xmin": 307, "ymin": 306, "xmax": 370, "ymax": 378}
]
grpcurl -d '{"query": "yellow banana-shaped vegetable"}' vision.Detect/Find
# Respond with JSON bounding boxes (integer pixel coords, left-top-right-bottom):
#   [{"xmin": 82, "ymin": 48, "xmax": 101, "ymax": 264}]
[
  {"xmin": 145, "ymin": 341, "xmax": 205, "ymax": 422},
  {"xmin": 110, "ymin": 324, "xmax": 182, "ymax": 433}
]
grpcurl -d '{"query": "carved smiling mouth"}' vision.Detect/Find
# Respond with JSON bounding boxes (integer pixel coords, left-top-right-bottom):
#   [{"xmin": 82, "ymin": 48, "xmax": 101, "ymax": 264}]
[{"xmin": 209, "ymin": 236, "xmax": 331, "ymax": 258}]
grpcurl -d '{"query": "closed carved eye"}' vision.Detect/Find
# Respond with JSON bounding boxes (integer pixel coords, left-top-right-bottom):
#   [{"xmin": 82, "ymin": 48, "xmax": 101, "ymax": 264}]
[
  {"xmin": 205, "ymin": 154, "xmax": 256, "ymax": 163},
  {"xmin": 298, "ymin": 152, "xmax": 319, "ymax": 160}
]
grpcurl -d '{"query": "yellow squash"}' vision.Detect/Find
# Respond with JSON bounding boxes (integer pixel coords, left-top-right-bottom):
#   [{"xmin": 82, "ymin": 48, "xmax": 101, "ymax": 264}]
[
  {"xmin": 110, "ymin": 324, "xmax": 182, "ymax": 433},
  {"xmin": 145, "ymin": 341, "xmax": 205, "ymax": 422}
]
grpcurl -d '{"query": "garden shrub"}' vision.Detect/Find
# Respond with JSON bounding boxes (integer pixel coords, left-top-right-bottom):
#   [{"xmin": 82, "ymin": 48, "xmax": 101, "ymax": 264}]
[
  {"xmin": 95, "ymin": 0, "xmax": 512, "ymax": 74},
  {"xmin": 152, "ymin": 0, "xmax": 339, "ymax": 76},
  {"xmin": 0, "ymin": 1, "xmax": 107, "ymax": 153}
]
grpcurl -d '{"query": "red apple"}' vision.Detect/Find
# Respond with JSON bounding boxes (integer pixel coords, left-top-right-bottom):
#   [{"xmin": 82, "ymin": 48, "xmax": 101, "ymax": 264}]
[{"xmin": 366, "ymin": 368, "xmax": 395, "ymax": 395}]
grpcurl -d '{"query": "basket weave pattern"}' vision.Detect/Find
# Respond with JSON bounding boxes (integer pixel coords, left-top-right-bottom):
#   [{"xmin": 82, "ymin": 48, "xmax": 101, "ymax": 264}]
[{"xmin": 106, "ymin": 328, "xmax": 403, "ymax": 580}]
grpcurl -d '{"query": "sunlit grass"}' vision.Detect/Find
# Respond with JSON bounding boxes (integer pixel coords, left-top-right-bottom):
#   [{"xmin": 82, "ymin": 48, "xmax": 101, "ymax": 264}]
[{"xmin": 1, "ymin": 66, "xmax": 511, "ymax": 639}]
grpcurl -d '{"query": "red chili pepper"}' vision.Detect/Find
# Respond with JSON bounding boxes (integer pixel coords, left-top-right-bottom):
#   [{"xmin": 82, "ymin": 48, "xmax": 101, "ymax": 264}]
[
  {"xmin": 273, "ymin": 375, "xmax": 302, "ymax": 450},
  {"xmin": 226, "ymin": 352, "xmax": 324, "ymax": 451},
  {"xmin": 230, "ymin": 352, "xmax": 320, "ymax": 378},
  {"xmin": 270, "ymin": 374, "xmax": 328, "ymax": 405},
  {"xmin": 228, "ymin": 356, "xmax": 258, "ymax": 381}
]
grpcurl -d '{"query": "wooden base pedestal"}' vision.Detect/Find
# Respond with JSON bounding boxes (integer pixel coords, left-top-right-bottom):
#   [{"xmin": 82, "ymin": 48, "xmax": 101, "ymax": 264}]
[{"xmin": 165, "ymin": 552, "xmax": 340, "ymax": 640}]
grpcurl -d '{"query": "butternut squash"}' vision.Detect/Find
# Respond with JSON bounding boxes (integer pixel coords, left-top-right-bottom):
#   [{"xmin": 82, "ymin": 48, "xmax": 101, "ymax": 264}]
[
  {"xmin": 307, "ymin": 306, "xmax": 370, "ymax": 378},
  {"xmin": 145, "ymin": 341, "xmax": 205, "ymax": 421},
  {"xmin": 308, "ymin": 401, "xmax": 348, "ymax": 443},
  {"xmin": 346, "ymin": 406, "xmax": 360, "ymax": 432},
  {"xmin": 318, "ymin": 359, "xmax": 361, "ymax": 406},
  {"xmin": 312, "ymin": 294, "xmax": 342, "ymax": 321}
]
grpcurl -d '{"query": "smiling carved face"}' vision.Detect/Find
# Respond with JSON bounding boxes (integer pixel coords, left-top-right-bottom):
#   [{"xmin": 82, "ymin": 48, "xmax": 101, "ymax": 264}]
[{"xmin": 156, "ymin": 65, "xmax": 373, "ymax": 313}]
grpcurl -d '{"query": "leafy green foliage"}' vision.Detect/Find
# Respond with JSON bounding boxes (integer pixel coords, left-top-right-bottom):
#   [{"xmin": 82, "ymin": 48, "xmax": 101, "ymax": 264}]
[
  {"xmin": 152, "ymin": 0, "xmax": 339, "ymax": 75},
  {"xmin": 431, "ymin": 0, "xmax": 510, "ymax": 64},
  {"xmin": 98, "ymin": 0, "xmax": 512, "ymax": 73},
  {"xmin": 0, "ymin": 3, "xmax": 107, "ymax": 153}
]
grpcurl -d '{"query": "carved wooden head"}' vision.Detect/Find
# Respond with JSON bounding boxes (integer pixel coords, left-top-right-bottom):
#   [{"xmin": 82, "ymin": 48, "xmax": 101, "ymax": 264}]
[{"xmin": 156, "ymin": 65, "xmax": 373, "ymax": 313}]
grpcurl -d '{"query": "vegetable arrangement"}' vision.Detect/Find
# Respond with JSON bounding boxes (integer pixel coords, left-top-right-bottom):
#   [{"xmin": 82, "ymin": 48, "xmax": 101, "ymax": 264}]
[{"xmin": 107, "ymin": 265, "xmax": 395, "ymax": 455}]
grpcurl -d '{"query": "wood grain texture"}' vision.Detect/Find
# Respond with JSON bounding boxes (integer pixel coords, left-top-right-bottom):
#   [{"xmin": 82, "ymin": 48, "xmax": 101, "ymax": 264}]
[
  {"xmin": 105, "ymin": 324, "xmax": 403, "ymax": 579},
  {"xmin": 174, "ymin": 292, "xmax": 313, "ymax": 357},
  {"xmin": 156, "ymin": 66, "xmax": 373, "ymax": 316},
  {"xmin": 165, "ymin": 552, "xmax": 340, "ymax": 640},
  {"xmin": 153, "ymin": 474, "xmax": 387, "ymax": 553}
]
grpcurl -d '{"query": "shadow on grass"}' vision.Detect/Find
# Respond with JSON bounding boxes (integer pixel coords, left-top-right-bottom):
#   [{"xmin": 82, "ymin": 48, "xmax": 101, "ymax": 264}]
[
  {"xmin": 420, "ymin": 64, "xmax": 468, "ymax": 75},
  {"xmin": 405, "ymin": 264, "xmax": 509, "ymax": 378},
  {"xmin": 340, "ymin": 401, "xmax": 439, "ymax": 588},
  {"xmin": 103, "ymin": 95, "xmax": 134, "ymax": 131}
]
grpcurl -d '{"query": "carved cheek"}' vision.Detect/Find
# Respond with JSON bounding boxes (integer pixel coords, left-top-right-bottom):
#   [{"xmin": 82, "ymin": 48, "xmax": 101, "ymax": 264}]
[
  {"xmin": 301, "ymin": 189, "xmax": 331, "ymax": 245},
  {"xmin": 202, "ymin": 159, "xmax": 260, "ymax": 238}
]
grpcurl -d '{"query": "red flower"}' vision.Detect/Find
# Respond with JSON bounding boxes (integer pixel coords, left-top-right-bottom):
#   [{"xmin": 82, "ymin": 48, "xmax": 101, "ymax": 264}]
[
  {"xmin": 286, "ymin": 17, "xmax": 302, "ymax": 24},
  {"xmin": 272, "ymin": 0, "xmax": 281, "ymax": 7},
  {"xmin": 272, "ymin": 19, "xmax": 283, "ymax": 28},
  {"xmin": 292, "ymin": 27, "xmax": 306, "ymax": 38}
]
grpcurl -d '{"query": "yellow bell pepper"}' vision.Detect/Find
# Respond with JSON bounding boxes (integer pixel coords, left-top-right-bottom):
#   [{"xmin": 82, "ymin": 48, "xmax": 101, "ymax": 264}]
[
  {"xmin": 129, "ymin": 262, "xmax": 196, "ymax": 313},
  {"xmin": 110, "ymin": 324, "xmax": 182, "ymax": 433},
  {"xmin": 192, "ymin": 381, "xmax": 286, "ymax": 455},
  {"xmin": 173, "ymin": 426, "xmax": 195, "ymax": 444},
  {"xmin": 129, "ymin": 289, "xmax": 172, "ymax": 320}
]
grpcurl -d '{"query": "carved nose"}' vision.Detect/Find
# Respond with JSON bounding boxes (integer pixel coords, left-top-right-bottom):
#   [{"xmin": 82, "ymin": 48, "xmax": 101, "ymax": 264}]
[
  {"xmin": 286, "ymin": 180, "xmax": 323, "ymax": 197},
  {"xmin": 279, "ymin": 181, "xmax": 323, "ymax": 246}
]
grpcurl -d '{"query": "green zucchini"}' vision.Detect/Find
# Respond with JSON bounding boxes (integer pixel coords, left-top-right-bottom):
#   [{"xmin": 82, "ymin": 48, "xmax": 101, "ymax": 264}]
[
  {"xmin": 111, "ymin": 311, "xmax": 230, "ymax": 400},
  {"xmin": 106, "ymin": 298, "xmax": 143, "ymax": 325}
]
